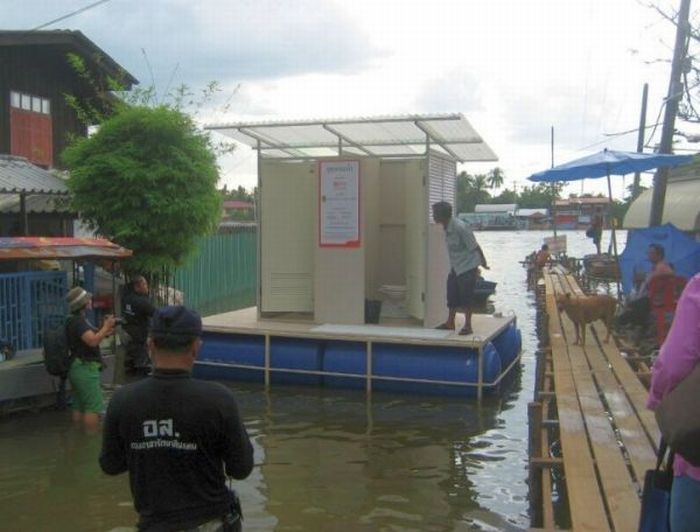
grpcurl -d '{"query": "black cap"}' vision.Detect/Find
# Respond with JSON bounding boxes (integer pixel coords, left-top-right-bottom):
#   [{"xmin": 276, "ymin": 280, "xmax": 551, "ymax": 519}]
[{"xmin": 150, "ymin": 305, "xmax": 202, "ymax": 339}]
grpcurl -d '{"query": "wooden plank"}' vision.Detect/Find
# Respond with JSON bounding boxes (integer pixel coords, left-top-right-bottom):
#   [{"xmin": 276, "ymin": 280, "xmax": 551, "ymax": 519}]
[
  {"xmin": 543, "ymin": 273, "xmax": 611, "ymax": 531},
  {"xmin": 591, "ymin": 322, "xmax": 661, "ymax": 452},
  {"xmin": 557, "ymin": 311, "xmax": 642, "ymax": 530}
]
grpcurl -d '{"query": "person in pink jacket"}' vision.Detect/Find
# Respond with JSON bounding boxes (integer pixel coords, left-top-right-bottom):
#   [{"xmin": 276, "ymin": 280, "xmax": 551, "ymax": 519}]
[{"xmin": 648, "ymin": 272, "xmax": 700, "ymax": 532}]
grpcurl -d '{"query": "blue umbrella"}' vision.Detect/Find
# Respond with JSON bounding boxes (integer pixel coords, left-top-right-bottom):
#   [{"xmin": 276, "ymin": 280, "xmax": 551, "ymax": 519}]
[
  {"xmin": 527, "ymin": 149, "xmax": 693, "ymax": 284},
  {"xmin": 527, "ymin": 149, "xmax": 693, "ymax": 183}
]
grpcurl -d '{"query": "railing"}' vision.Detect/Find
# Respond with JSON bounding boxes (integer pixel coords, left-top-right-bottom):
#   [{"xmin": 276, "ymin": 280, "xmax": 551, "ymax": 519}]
[
  {"xmin": 0, "ymin": 270, "xmax": 67, "ymax": 350},
  {"xmin": 173, "ymin": 228, "xmax": 257, "ymax": 316}
]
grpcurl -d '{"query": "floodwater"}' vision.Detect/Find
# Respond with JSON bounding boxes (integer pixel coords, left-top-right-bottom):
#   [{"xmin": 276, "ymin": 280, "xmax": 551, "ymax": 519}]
[{"xmin": 0, "ymin": 230, "xmax": 625, "ymax": 531}]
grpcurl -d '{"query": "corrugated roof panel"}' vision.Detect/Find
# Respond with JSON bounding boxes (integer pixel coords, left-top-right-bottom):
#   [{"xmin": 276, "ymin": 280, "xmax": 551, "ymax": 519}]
[
  {"xmin": 452, "ymin": 143, "xmax": 498, "ymax": 162},
  {"xmin": 0, "ymin": 156, "xmax": 69, "ymax": 194},
  {"xmin": 366, "ymin": 145, "xmax": 423, "ymax": 156},
  {"xmin": 207, "ymin": 114, "xmax": 497, "ymax": 162},
  {"xmin": 0, "ymin": 237, "xmax": 132, "ymax": 260},
  {"xmin": 254, "ymin": 125, "xmax": 336, "ymax": 147}
]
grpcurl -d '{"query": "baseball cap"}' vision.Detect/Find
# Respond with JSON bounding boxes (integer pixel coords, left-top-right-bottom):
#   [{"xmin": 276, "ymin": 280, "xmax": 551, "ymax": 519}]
[{"xmin": 149, "ymin": 305, "xmax": 202, "ymax": 338}]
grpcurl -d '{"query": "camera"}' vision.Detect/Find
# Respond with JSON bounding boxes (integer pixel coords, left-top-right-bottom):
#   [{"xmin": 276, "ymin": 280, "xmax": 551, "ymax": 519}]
[{"xmin": 114, "ymin": 317, "xmax": 126, "ymax": 325}]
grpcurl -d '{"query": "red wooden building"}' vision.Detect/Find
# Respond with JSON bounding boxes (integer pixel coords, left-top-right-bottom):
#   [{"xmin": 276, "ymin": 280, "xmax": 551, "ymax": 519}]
[
  {"xmin": 0, "ymin": 30, "xmax": 137, "ymax": 169},
  {"xmin": 0, "ymin": 30, "xmax": 137, "ymax": 236}
]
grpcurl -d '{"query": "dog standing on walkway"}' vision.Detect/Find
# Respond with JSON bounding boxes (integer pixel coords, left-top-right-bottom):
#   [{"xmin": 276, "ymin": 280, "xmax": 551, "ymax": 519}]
[{"xmin": 556, "ymin": 293, "xmax": 617, "ymax": 346}]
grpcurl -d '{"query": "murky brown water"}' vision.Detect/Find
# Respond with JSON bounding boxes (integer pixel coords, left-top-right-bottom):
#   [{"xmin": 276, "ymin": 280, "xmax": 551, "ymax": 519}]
[{"xmin": 0, "ymin": 231, "xmax": 624, "ymax": 531}]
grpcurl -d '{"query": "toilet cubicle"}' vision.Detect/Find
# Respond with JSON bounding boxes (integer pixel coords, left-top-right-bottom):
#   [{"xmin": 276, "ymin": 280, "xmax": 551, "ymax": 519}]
[{"xmin": 258, "ymin": 152, "xmax": 456, "ymax": 328}]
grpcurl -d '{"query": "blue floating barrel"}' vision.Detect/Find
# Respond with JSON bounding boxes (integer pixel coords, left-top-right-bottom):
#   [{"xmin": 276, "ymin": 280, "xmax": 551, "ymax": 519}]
[
  {"xmin": 372, "ymin": 342, "xmax": 502, "ymax": 397},
  {"xmin": 491, "ymin": 324, "xmax": 522, "ymax": 370},
  {"xmin": 195, "ymin": 332, "xmax": 265, "ymax": 382},
  {"xmin": 270, "ymin": 337, "xmax": 323, "ymax": 385},
  {"xmin": 322, "ymin": 341, "xmax": 367, "ymax": 389}
]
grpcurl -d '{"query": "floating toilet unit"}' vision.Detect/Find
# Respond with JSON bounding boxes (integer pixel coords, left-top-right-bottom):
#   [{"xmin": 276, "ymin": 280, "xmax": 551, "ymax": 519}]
[{"xmin": 200, "ymin": 114, "xmax": 519, "ymax": 398}]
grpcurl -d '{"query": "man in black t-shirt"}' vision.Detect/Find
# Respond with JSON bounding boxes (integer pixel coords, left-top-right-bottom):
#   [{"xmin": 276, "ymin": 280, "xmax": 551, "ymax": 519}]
[
  {"xmin": 100, "ymin": 305, "xmax": 254, "ymax": 531},
  {"xmin": 122, "ymin": 276, "xmax": 156, "ymax": 376}
]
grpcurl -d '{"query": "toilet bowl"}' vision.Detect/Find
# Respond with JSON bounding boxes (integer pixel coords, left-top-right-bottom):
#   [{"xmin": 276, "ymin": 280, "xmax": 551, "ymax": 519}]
[{"xmin": 378, "ymin": 284, "xmax": 409, "ymax": 318}]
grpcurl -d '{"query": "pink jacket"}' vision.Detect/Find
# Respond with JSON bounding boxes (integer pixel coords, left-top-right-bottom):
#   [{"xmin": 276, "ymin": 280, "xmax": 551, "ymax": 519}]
[{"xmin": 648, "ymin": 273, "xmax": 700, "ymax": 479}]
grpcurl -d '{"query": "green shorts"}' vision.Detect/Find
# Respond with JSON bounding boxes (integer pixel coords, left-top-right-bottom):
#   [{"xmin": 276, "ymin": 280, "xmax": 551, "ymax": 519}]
[{"xmin": 68, "ymin": 358, "xmax": 103, "ymax": 413}]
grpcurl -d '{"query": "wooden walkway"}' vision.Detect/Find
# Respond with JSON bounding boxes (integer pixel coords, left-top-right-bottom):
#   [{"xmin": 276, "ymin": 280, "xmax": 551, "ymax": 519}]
[{"xmin": 529, "ymin": 269, "xmax": 660, "ymax": 531}]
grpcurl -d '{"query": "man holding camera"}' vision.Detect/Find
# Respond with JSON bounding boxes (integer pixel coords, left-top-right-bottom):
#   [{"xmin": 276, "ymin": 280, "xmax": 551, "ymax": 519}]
[
  {"xmin": 100, "ymin": 305, "xmax": 254, "ymax": 531},
  {"xmin": 122, "ymin": 275, "xmax": 156, "ymax": 376}
]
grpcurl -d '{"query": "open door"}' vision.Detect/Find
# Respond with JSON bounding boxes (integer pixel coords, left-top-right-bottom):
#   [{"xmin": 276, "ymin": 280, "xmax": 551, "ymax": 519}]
[
  {"xmin": 260, "ymin": 161, "xmax": 316, "ymax": 313},
  {"xmin": 404, "ymin": 160, "xmax": 426, "ymax": 320}
]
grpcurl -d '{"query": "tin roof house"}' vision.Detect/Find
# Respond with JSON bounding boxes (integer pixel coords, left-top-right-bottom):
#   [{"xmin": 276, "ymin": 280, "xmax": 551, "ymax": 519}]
[{"xmin": 0, "ymin": 30, "xmax": 137, "ymax": 236}]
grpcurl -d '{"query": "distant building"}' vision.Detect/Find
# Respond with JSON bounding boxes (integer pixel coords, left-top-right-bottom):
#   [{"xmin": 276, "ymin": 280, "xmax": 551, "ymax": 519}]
[
  {"xmin": 0, "ymin": 30, "xmax": 137, "ymax": 236},
  {"xmin": 474, "ymin": 203, "xmax": 517, "ymax": 215},
  {"xmin": 461, "ymin": 204, "xmax": 517, "ymax": 230},
  {"xmin": 514, "ymin": 208, "xmax": 549, "ymax": 230},
  {"xmin": 222, "ymin": 200, "xmax": 255, "ymax": 221},
  {"xmin": 554, "ymin": 197, "xmax": 609, "ymax": 230}
]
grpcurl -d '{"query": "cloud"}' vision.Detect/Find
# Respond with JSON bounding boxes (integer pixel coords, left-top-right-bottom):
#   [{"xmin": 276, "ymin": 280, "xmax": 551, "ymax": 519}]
[
  {"xmin": 6, "ymin": 0, "xmax": 384, "ymax": 91},
  {"xmin": 414, "ymin": 70, "xmax": 483, "ymax": 113}
]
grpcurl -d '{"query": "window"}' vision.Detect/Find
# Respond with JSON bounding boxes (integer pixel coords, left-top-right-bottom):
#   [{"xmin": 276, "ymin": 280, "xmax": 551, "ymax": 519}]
[{"xmin": 9, "ymin": 91, "xmax": 51, "ymax": 115}]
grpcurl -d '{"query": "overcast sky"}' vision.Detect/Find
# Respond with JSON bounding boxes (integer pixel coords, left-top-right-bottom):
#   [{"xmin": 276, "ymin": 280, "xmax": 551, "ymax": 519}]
[{"xmin": 6, "ymin": 0, "xmax": 698, "ymax": 197}]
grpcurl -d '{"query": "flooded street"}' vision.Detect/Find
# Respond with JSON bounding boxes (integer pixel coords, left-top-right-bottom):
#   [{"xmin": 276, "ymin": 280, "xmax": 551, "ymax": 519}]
[{"xmin": 0, "ymin": 230, "xmax": 624, "ymax": 531}]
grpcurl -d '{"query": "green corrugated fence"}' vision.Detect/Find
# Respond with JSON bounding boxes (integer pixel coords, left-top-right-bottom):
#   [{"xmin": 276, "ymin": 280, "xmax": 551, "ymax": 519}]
[{"xmin": 172, "ymin": 228, "xmax": 257, "ymax": 317}]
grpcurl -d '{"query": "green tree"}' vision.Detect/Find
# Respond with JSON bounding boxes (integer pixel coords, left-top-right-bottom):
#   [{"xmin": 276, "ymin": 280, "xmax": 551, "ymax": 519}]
[
  {"xmin": 518, "ymin": 183, "xmax": 564, "ymax": 209},
  {"xmin": 63, "ymin": 105, "xmax": 222, "ymax": 275},
  {"xmin": 487, "ymin": 167, "xmax": 505, "ymax": 189},
  {"xmin": 492, "ymin": 188, "xmax": 518, "ymax": 204}
]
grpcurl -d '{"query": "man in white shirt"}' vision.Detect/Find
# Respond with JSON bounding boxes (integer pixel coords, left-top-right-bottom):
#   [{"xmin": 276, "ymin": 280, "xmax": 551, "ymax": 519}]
[{"xmin": 432, "ymin": 201, "xmax": 488, "ymax": 336}]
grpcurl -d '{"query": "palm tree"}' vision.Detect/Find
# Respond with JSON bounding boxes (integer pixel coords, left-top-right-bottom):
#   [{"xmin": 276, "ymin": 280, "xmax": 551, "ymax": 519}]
[
  {"xmin": 467, "ymin": 174, "xmax": 490, "ymax": 207},
  {"xmin": 487, "ymin": 167, "xmax": 505, "ymax": 189}
]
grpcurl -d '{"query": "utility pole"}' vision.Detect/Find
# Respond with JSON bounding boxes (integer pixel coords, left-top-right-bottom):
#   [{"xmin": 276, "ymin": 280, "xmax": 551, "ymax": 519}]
[
  {"xmin": 650, "ymin": 0, "xmax": 691, "ymax": 226},
  {"xmin": 551, "ymin": 126, "xmax": 558, "ymax": 239},
  {"xmin": 632, "ymin": 83, "xmax": 649, "ymax": 198}
]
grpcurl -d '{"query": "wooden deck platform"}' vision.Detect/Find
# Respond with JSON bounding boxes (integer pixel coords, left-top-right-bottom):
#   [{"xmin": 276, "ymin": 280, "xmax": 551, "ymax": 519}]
[
  {"xmin": 529, "ymin": 269, "xmax": 660, "ymax": 531},
  {"xmin": 203, "ymin": 306, "xmax": 514, "ymax": 349}
]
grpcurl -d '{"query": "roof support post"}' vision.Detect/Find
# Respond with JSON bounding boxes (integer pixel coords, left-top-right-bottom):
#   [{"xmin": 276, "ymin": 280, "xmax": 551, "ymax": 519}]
[
  {"xmin": 19, "ymin": 192, "xmax": 28, "ymax": 236},
  {"xmin": 322, "ymin": 124, "xmax": 373, "ymax": 156},
  {"xmin": 415, "ymin": 120, "xmax": 460, "ymax": 160}
]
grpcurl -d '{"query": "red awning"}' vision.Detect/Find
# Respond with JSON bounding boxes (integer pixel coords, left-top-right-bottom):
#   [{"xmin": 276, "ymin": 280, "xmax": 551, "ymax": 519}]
[{"xmin": 0, "ymin": 237, "xmax": 132, "ymax": 260}]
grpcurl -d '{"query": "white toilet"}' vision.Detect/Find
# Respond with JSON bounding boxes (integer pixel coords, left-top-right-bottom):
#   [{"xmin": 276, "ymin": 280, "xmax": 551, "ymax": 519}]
[{"xmin": 378, "ymin": 284, "xmax": 409, "ymax": 318}]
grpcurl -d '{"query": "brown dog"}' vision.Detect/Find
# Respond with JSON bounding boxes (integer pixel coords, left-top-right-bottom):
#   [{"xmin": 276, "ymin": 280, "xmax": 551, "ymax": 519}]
[{"xmin": 556, "ymin": 293, "xmax": 617, "ymax": 346}]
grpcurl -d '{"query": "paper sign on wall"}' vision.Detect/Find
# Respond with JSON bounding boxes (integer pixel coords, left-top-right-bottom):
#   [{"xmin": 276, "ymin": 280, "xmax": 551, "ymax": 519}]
[{"xmin": 319, "ymin": 161, "xmax": 361, "ymax": 247}]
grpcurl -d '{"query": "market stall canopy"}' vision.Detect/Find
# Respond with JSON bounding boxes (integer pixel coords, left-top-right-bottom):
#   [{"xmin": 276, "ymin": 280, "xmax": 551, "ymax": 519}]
[
  {"xmin": 0, "ymin": 237, "xmax": 132, "ymax": 260},
  {"xmin": 0, "ymin": 155, "xmax": 69, "ymax": 194},
  {"xmin": 206, "ymin": 114, "xmax": 498, "ymax": 162},
  {"xmin": 624, "ymin": 179, "xmax": 700, "ymax": 231}
]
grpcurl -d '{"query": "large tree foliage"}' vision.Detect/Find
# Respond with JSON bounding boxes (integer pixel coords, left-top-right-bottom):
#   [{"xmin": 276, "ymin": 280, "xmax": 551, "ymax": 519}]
[{"xmin": 63, "ymin": 105, "xmax": 222, "ymax": 274}]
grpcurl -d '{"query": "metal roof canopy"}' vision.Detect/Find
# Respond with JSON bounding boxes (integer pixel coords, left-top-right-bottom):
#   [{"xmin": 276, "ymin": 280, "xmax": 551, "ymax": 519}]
[
  {"xmin": 206, "ymin": 114, "xmax": 498, "ymax": 163},
  {"xmin": 0, "ymin": 155, "xmax": 69, "ymax": 195},
  {"xmin": 0, "ymin": 237, "xmax": 132, "ymax": 261}
]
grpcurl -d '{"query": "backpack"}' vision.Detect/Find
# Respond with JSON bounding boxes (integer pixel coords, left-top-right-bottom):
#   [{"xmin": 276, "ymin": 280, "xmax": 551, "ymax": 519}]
[{"xmin": 42, "ymin": 317, "xmax": 73, "ymax": 377}]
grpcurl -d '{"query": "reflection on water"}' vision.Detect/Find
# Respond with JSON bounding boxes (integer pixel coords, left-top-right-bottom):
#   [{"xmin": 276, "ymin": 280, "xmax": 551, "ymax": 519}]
[{"xmin": 0, "ymin": 231, "xmax": 623, "ymax": 531}]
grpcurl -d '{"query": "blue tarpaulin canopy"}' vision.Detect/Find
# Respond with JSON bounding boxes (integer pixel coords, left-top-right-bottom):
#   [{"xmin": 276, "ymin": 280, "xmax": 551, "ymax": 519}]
[
  {"xmin": 619, "ymin": 224, "xmax": 700, "ymax": 294},
  {"xmin": 527, "ymin": 149, "xmax": 693, "ymax": 182}
]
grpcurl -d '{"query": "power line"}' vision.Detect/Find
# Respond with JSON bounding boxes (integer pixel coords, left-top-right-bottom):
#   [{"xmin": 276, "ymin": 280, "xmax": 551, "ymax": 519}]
[{"xmin": 31, "ymin": 0, "xmax": 112, "ymax": 31}]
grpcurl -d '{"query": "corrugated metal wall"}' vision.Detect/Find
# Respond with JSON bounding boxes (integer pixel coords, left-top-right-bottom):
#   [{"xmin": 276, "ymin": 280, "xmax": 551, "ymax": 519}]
[{"xmin": 172, "ymin": 228, "xmax": 257, "ymax": 317}]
